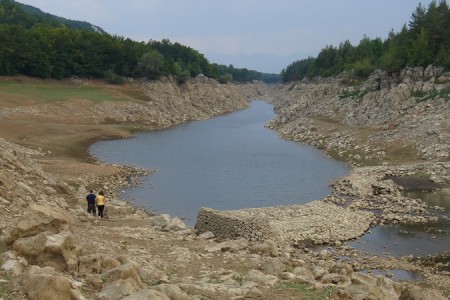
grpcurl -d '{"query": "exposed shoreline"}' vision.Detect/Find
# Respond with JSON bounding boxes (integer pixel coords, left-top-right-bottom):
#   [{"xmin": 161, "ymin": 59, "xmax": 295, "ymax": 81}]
[{"xmin": 0, "ymin": 75, "xmax": 449, "ymax": 299}]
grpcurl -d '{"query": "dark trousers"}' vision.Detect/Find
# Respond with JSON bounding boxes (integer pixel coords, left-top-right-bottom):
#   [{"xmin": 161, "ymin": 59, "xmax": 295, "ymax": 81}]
[
  {"xmin": 87, "ymin": 204, "xmax": 96, "ymax": 216},
  {"xmin": 98, "ymin": 205, "xmax": 105, "ymax": 218}
]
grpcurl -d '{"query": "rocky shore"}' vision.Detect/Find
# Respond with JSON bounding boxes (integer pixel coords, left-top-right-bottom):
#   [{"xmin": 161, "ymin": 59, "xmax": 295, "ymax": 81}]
[{"xmin": 0, "ymin": 74, "xmax": 449, "ymax": 299}]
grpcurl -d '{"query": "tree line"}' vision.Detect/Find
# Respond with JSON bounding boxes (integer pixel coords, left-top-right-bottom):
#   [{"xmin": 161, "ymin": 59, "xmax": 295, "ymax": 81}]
[
  {"xmin": 281, "ymin": 0, "xmax": 450, "ymax": 82},
  {"xmin": 0, "ymin": 0, "xmax": 279, "ymax": 83}
]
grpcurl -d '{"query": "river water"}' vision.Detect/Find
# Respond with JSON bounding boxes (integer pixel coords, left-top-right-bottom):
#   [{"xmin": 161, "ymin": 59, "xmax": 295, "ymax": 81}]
[
  {"xmin": 90, "ymin": 100, "xmax": 349, "ymax": 225},
  {"xmin": 90, "ymin": 100, "xmax": 449, "ymax": 257}
]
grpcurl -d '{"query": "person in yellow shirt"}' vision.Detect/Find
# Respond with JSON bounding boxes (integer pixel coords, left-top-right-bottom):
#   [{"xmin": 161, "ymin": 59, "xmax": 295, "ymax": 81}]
[{"xmin": 96, "ymin": 190, "xmax": 107, "ymax": 218}]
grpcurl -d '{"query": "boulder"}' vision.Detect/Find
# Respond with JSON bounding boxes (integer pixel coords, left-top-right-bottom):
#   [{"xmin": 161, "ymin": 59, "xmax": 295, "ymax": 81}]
[
  {"xmin": 138, "ymin": 266, "xmax": 168, "ymax": 285},
  {"xmin": 1, "ymin": 259, "xmax": 25, "ymax": 276},
  {"xmin": 246, "ymin": 270, "xmax": 278, "ymax": 286},
  {"xmin": 197, "ymin": 231, "xmax": 215, "ymax": 240},
  {"xmin": 321, "ymin": 273, "xmax": 351, "ymax": 286},
  {"xmin": 250, "ymin": 239, "xmax": 279, "ymax": 257},
  {"xmin": 102, "ymin": 262, "xmax": 144, "ymax": 289},
  {"xmin": 400, "ymin": 286, "xmax": 447, "ymax": 300},
  {"xmin": 23, "ymin": 266, "xmax": 83, "ymax": 300},
  {"xmin": 5, "ymin": 203, "xmax": 75, "ymax": 243},
  {"xmin": 339, "ymin": 272, "xmax": 399, "ymax": 300},
  {"xmin": 97, "ymin": 278, "xmax": 138, "ymax": 300},
  {"xmin": 78, "ymin": 254, "xmax": 103, "ymax": 274},
  {"xmin": 13, "ymin": 230, "xmax": 77, "ymax": 271},
  {"xmin": 153, "ymin": 284, "xmax": 192, "ymax": 300},
  {"xmin": 205, "ymin": 238, "xmax": 249, "ymax": 253},
  {"xmin": 261, "ymin": 257, "xmax": 286, "ymax": 276},
  {"xmin": 122, "ymin": 289, "xmax": 170, "ymax": 300},
  {"xmin": 293, "ymin": 266, "xmax": 315, "ymax": 284},
  {"xmin": 150, "ymin": 214, "xmax": 187, "ymax": 231}
]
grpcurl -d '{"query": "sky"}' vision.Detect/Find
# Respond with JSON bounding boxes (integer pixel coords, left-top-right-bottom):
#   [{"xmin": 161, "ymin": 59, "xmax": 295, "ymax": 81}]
[{"xmin": 17, "ymin": 0, "xmax": 434, "ymax": 74}]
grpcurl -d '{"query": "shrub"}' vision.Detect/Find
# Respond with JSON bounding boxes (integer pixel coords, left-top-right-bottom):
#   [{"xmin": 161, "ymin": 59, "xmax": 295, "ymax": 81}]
[{"xmin": 104, "ymin": 70, "xmax": 125, "ymax": 85}]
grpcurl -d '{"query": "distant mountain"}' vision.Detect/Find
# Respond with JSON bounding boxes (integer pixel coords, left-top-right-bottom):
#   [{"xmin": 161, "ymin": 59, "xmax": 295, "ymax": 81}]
[{"xmin": 15, "ymin": 0, "xmax": 106, "ymax": 33}]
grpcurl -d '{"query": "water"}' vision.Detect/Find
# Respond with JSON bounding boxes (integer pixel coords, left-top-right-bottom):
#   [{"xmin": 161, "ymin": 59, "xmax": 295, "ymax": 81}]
[
  {"xmin": 348, "ymin": 190, "xmax": 450, "ymax": 257},
  {"xmin": 403, "ymin": 190, "xmax": 450, "ymax": 210},
  {"xmin": 348, "ymin": 221, "xmax": 450, "ymax": 257},
  {"xmin": 90, "ymin": 100, "xmax": 349, "ymax": 225}
]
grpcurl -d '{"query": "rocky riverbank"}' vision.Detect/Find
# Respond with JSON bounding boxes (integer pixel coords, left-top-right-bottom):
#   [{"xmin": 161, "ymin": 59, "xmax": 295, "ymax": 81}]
[
  {"xmin": 0, "ymin": 74, "xmax": 448, "ymax": 299},
  {"xmin": 267, "ymin": 66, "xmax": 450, "ymax": 165}
]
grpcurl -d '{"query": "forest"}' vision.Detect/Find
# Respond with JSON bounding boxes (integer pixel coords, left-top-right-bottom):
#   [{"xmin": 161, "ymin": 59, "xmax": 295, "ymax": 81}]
[
  {"xmin": 281, "ymin": 0, "xmax": 450, "ymax": 82},
  {"xmin": 0, "ymin": 0, "xmax": 279, "ymax": 83}
]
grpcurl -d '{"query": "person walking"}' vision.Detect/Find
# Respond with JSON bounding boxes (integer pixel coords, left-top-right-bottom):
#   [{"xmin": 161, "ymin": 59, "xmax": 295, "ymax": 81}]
[
  {"xmin": 96, "ymin": 190, "xmax": 106, "ymax": 218},
  {"xmin": 86, "ymin": 190, "xmax": 96, "ymax": 216}
]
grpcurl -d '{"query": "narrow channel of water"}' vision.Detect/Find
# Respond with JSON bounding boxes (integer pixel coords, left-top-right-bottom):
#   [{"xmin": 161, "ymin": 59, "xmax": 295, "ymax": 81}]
[{"xmin": 90, "ymin": 100, "xmax": 349, "ymax": 225}]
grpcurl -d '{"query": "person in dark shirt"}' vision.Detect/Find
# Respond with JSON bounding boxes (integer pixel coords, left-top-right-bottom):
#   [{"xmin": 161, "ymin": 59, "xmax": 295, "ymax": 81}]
[{"xmin": 86, "ymin": 190, "xmax": 97, "ymax": 216}]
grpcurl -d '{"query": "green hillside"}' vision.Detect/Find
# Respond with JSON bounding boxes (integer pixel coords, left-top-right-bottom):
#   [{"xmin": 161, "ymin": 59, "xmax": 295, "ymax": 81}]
[
  {"xmin": 282, "ymin": 0, "xmax": 450, "ymax": 82},
  {"xmin": 0, "ymin": 0, "xmax": 279, "ymax": 83},
  {"xmin": 17, "ymin": 1, "xmax": 106, "ymax": 33}
]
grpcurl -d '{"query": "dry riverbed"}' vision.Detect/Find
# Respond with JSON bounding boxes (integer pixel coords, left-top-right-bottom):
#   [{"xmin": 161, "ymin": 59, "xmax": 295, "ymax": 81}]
[{"xmin": 0, "ymin": 76, "xmax": 448, "ymax": 299}]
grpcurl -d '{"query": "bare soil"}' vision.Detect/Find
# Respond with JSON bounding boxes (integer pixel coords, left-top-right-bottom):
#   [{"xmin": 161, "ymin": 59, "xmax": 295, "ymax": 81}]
[{"xmin": 1, "ymin": 76, "xmax": 448, "ymax": 299}]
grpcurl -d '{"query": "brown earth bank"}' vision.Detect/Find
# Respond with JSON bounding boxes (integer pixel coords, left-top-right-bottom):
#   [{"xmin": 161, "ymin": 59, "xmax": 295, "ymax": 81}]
[{"xmin": 0, "ymin": 73, "xmax": 448, "ymax": 300}]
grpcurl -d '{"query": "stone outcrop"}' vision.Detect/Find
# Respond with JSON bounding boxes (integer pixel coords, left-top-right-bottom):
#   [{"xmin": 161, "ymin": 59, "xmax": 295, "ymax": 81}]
[
  {"xmin": 0, "ymin": 76, "xmax": 271, "ymax": 130},
  {"xmin": 268, "ymin": 66, "xmax": 450, "ymax": 164}
]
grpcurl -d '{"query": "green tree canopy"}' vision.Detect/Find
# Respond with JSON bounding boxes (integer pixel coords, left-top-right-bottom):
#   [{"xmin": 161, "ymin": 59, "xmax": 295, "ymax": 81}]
[
  {"xmin": 282, "ymin": 0, "xmax": 450, "ymax": 82},
  {"xmin": 0, "ymin": 0, "xmax": 280, "ymax": 83}
]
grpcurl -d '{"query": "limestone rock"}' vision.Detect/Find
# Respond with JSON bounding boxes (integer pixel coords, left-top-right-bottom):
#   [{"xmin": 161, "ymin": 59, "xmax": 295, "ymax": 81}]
[
  {"xmin": 13, "ymin": 230, "xmax": 77, "ymax": 271},
  {"xmin": 246, "ymin": 269, "xmax": 278, "ymax": 286},
  {"xmin": 1, "ymin": 259, "xmax": 25, "ymax": 276},
  {"xmin": 138, "ymin": 266, "xmax": 167, "ymax": 285},
  {"xmin": 97, "ymin": 278, "xmax": 138, "ymax": 300},
  {"xmin": 400, "ymin": 286, "xmax": 448, "ymax": 300},
  {"xmin": 293, "ymin": 266, "xmax": 315, "ymax": 284},
  {"xmin": 151, "ymin": 214, "xmax": 187, "ymax": 231},
  {"xmin": 261, "ymin": 257, "xmax": 286, "ymax": 276},
  {"xmin": 6, "ymin": 203, "xmax": 75, "ymax": 243},
  {"xmin": 340, "ymin": 272, "xmax": 400, "ymax": 300},
  {"xmin": 205, "ymin": 238, "xmax": 249, "ymax": 253},
  {"xmin": 102, "ymin": 262, "xmax": 144, "ymax": 289},
  {"xmin": 153, "ymin": 284, "xmax": 192, "ymax": 300},
  {"xmin": 197, "ymin": 231, "xmax": 215, "ymax": 240},
  {"xmin": 250, "ymin": 239, "xmax": 279, "ymax": 257},
  {"xmin": 23, "ymin": 266, "xmax": 83, "ymax": 300},
  {"xmin": 122, "ymin": 289, "xmax": 171, "ymax": 300},
  {"xmin": 78, "ymin": 254, "xmax": 103, "ymax": 274}
]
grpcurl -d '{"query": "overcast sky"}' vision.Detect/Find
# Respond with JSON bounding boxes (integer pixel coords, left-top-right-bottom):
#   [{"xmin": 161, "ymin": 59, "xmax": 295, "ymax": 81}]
[{"xmin": 17, "ymin": 0, "xmax": 433, "ymax": 73}]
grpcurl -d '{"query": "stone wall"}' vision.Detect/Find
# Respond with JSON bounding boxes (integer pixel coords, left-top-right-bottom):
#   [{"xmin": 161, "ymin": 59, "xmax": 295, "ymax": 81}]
[
  {"xmin": 195, "ymin": 201, "xmax": 375, "ymax": 245},
  {"xmin": 195, "ymin": 208, "xmax": 280, "ymax": 243}
]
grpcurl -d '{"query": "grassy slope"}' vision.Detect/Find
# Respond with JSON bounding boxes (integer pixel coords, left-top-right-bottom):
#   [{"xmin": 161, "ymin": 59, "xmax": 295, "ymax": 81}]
[{"xmin": 0, "ymin": 77, "xmax": 144, "ymax": 160}]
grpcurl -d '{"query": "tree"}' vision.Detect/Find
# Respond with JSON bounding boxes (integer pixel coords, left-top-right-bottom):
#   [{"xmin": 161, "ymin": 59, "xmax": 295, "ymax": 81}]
[
  {"xmin": 409, "ymin": 28, "xmax": 433, "ymax": 67},
  {"xmin": 409, "ymin": 2, "xmax": 427, "ymax": 35},
  {"xmin": 379, "ymin": 25, "xmax": 409, "ymax": 72},
  {"xmin": 135, "ymin": 50, "xmax": 165, "ymax": 79}
]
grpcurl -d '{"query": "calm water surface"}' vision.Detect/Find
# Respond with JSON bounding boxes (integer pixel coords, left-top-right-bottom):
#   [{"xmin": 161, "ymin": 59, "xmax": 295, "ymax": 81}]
[
  {"xmin": 90, "ymin": 101, "xmax": 349, "ymax": 225},
  {"xmin": 348, "ymin": 190, "xmax": 450, "ymax": 256}
]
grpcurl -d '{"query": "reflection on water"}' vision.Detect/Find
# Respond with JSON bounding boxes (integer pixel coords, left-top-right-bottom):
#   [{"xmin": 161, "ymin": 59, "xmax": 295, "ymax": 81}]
[
  {"xmin": 348, "ymin": 190, "xmax": 450, "ymax": 257},
  {"xmin": 403, "ymin": 190, "xmax": 450, "ymax": 210},
  {"xmin": 348, "ymin": 221, "xmax": 450, "ymax": 257}
]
